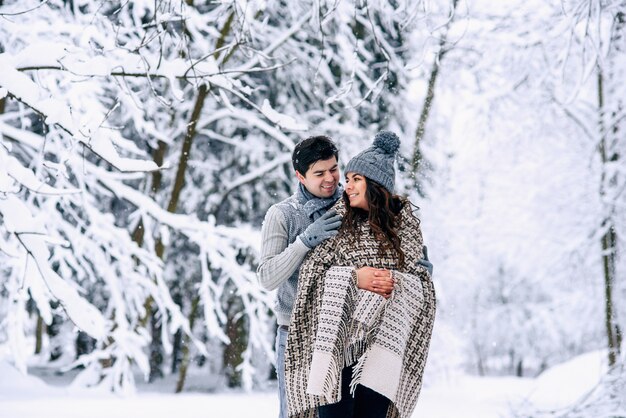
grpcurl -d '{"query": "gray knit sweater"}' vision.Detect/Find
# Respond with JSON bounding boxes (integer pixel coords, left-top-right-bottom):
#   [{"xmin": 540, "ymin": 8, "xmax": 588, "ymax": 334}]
[{"xmin": 257, "ymin": 184, "xmax": 342, "ymax": 326}]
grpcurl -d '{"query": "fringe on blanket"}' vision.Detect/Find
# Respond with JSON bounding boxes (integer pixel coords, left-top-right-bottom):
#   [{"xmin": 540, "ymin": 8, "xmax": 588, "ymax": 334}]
[
  {"xmin": 307, "ymin": 351, "xmax": 340, "ymax": 403},
  {"xmin": 348, "ymin": 285, "xmax": 399, "ymax": 396},
  {"xmin": 344, "ymin": 320, "xmax": 368, "ymax": 367},
  {"xmin": 350, "ymin": 348, "xmax": 369, "ymax": 395}
]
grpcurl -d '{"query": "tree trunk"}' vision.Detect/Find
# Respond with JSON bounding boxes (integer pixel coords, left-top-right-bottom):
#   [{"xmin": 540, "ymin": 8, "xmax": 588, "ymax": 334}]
[
  {"xmin": 171, "ymin": 291, "xmax": 184, "ymax": 374},
  {"xmin": 135, "ymin": 140, "xmax": 168, "ymax": 378},
  {"xmin": 46, "ymin": 312, "xmax": 63, "ymax": 361},
  {"xmin": 597, "ymin": 67, "xmax": 622, "ymax": 367},
  {"xmin": 601, "ymin": 225, "xmax": 620, "ymax": 366},
  {"xmin": 144, "ymin": 7, "xmax": 235, "ymax": 386},
  {"xmin": 174, "ymin": 10, "xmax": 244, "ymax": 392},
  {"xmin": 516, "ymin": 359, "xmax": 523, "ymax": 377},
  {"xmin": 171, "ymin": 328, "xmax": 183, "ymax": 374},
  {"xmin": 411, "ymin": 0, "xmax": 459, "ymax": 196},
  {"xmin": 411, "ymin": 60, "xmax": 440, "ymax": 177},
  {"xmin": 175, "ymin": 294, "xmax": 201, "ymax": 393},
  {"xmin": 141, "ymin": 83, "xmax": 207, "ymax": 380},
  {"xmin": 148, "ymin": 311, "xmax": 164, "ymax": 381},
  {"xmin": 35, "ymin": 314, "xmax": 44, "ymax": 354},
  {"xmin": 222, "ymin": 292, "xmax": 248, "ymax": 388},
  {"xmin": 135, "ymin": 7, "xmax": 240, "ymax": 389}
]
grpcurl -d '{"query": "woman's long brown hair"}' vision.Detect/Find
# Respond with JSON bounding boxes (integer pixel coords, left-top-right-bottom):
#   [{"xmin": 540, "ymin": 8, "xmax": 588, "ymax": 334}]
[{"xmin": 341, "ymin": 177, "xmax": 405, "ymax": 269}]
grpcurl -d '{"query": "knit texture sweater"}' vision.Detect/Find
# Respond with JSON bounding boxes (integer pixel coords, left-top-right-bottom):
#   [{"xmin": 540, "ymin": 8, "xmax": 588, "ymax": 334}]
[
  {"xmin": 257, "ymin": 184, "xmax": 342, "ymax": 326},
  {"xmin": 284, "ymin": 199, "xmax": 436, "ymax": 418}
]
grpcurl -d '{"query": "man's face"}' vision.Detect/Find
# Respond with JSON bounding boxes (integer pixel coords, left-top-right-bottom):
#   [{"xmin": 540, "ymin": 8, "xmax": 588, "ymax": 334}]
[{"xmin": 296, "ymin": 156, "xmax": 340, "ymax": 198}]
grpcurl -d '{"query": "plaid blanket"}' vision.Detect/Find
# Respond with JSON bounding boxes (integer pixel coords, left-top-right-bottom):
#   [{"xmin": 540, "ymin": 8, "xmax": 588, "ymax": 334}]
[{"xmin": 284, "ymin": 199, "xmax": 436, "ymax": 418}]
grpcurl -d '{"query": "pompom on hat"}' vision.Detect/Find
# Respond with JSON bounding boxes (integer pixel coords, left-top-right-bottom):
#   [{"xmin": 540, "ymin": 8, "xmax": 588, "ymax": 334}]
[{"xmin": 345, "ymin": 130, "xmax": 400, "ymax": 193}]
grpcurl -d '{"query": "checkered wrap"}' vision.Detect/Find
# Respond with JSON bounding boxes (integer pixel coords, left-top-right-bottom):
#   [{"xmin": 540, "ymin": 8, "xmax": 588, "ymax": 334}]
[{"xmin": 284, "ymin": 199, "xmax": 436, "ymax": 418}]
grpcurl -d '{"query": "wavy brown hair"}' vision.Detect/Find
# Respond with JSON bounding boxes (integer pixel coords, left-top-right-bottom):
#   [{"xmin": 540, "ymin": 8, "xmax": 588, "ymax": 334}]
[{"xmin": 340, "ymin": 177, "xmax": 406, "ymax": 269}]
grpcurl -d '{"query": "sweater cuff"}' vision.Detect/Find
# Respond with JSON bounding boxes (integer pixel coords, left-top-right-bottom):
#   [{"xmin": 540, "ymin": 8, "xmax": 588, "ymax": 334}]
[{"xmin": 294, "ymin": 236, "xmax": 312, "ymax": 255}]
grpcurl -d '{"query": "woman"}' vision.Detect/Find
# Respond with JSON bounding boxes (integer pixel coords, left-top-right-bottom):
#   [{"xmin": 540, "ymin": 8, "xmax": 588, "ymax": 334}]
[{"xmin": 284, "ymin": 131, "xmax": 436, "ymax": 418}]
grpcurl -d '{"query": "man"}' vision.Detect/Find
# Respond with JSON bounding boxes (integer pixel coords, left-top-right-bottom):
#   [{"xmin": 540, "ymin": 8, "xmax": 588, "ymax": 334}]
[{"xmin": 258, "ymin": 135, "xmax": 432, "ymax": 418}]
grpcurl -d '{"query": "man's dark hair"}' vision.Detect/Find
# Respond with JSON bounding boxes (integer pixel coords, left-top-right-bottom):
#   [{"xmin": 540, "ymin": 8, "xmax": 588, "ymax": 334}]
[{"xmin": 292, "ymin": 135, "xmax": 338, "ymax": 174}]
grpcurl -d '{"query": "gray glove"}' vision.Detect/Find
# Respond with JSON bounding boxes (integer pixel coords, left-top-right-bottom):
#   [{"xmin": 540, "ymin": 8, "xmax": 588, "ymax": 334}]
[
  {"xmin": 300, "ymin": 210, "xmax": 342, "ymax": 248},
  {"xmin": 417, "ymin": 245, "xmax": 433, "ymax": 276}
]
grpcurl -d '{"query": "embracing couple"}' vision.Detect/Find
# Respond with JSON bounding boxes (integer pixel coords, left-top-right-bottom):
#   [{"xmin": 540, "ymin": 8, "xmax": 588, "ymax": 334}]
[{"xmin": 258, "ymin": 132, "xmax": 436, "ymax": 418}]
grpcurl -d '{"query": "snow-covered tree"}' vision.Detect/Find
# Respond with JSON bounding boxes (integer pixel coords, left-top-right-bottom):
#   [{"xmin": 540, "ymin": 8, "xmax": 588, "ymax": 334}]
[
  {"xmin": 412, "ymin": 0, "xmax": 625, "ymax": 381},
  {"xmin": 0, "ymin": 0, "xmax": 431, "ymax": 391}
]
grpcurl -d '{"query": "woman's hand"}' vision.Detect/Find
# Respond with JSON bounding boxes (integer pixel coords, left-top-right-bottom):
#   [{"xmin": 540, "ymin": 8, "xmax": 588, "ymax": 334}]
[{"xmin": 356, "ymin": 267, "xmax": 394, "ymax": 299}]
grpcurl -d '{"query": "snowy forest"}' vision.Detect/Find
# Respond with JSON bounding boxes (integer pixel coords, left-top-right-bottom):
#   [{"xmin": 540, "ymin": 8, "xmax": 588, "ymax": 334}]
[{"xmin": 0, "ymin": 0, "xmax": 624, "ymax": 417}]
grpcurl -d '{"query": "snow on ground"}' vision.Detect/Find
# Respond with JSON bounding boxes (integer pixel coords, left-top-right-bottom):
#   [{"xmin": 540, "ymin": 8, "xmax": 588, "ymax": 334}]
[
  {"xmin": 0, "ymin": 351, "xmax": 605, "ymax": 418},
  {"xmin": 525, "ymin": 350, "xmax": 606, "ymax": 410},
  {"xmin": 412, "ymin": 375, "xmax": 534, "ymax": 418}
]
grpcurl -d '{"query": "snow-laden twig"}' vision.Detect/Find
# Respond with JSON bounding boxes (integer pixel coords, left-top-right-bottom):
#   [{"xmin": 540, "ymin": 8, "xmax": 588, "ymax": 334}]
[{"xmin": 0, "ymin": 61, "xmax": 159, "ymax": 173}]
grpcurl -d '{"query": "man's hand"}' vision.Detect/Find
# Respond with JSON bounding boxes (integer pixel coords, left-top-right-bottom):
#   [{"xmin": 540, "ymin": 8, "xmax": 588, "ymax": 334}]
[
  {"xmin": 356, "ymin": 267, "xmax": 394, "ymax": 299},
  {"xmin": 299, "ymin": 210, "xmax": 342, "ymax": 248},
  {"xmin": 417, "ymin": 246, "xmax": 433, "ymax": 276}
]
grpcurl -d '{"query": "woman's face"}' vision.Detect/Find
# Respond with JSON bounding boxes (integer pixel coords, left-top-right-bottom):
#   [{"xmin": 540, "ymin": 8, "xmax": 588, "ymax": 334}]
[{"xmin": 345, "ymin": 172, "xmax": 368, "ymax": 210}]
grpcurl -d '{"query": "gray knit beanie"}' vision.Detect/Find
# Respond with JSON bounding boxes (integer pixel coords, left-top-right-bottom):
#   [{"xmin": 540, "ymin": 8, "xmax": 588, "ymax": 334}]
[{"xmin": 345, "ymin": 130, "xmax": 400, "ymax": 193}]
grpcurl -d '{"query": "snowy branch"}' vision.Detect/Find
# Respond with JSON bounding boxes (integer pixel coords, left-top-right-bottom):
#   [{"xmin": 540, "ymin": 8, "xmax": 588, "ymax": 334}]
[{"xmin": 0, "ymin": 61, "xmax": 160, "ymax": 173}]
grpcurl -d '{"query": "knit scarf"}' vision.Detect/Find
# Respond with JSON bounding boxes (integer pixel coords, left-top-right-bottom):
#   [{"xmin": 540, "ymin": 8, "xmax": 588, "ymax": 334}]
[
  {"xmin": 298, "ymin": 183, "xmax": 343, "ymax": 220},
  {"xmin": 284, "ymin": 199, "xmax": 436, "ymax": 418}
]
